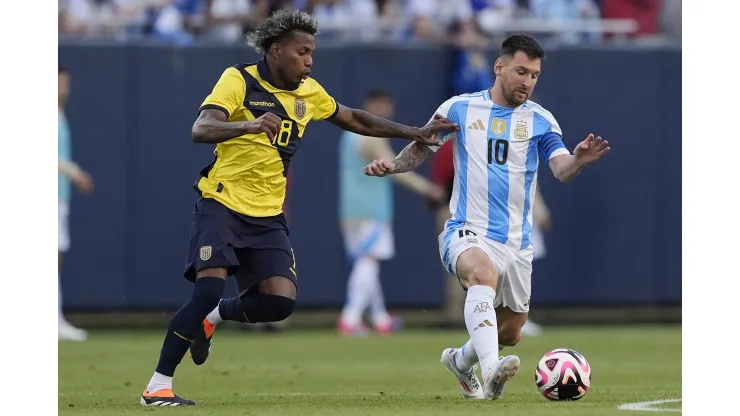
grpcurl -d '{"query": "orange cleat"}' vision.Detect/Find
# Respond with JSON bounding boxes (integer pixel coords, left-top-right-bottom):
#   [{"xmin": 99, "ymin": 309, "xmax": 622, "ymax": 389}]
[
  {"xmin": 189, "ymin": 319, "xmax": 217, "ymax": 365},
  {"xmin": 140, "ymin": 388, "xmax": 196, "ymax": 406}
]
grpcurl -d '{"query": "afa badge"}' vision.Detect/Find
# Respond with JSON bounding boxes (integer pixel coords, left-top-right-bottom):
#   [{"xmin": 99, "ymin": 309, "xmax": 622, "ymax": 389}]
[
  {"xmin": 514, "ymin": 120, "xmax": 529, "ymax": 140},
  {"xmin": 294, "ymin": 98, "xmax": 307, "ymax": 119},
  {"xmin": 491, "ymin": 119, "xmax": 506, "ymax": 137}
]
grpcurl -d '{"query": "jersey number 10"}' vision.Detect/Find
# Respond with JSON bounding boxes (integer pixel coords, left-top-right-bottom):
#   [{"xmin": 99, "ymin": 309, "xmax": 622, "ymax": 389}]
[
  {"xmin": 487, "ymin": 139, "xmax": 509, "ymax": 165},
  {"xmin": 272, "ymin": 120, "xmax": 293, "ymax": 147}
]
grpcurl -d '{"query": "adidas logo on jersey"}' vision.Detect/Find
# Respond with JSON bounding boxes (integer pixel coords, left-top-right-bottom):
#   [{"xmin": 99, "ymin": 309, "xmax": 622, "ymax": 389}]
[{"xmin": 467, "ymin": 120, "xmax": 485, "ymax": 131}]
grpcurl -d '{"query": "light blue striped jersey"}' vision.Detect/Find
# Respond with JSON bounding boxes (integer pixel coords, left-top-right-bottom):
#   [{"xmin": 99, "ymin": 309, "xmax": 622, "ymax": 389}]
[
  {"xmin": 430, "ymin": 90, "xmax": 569, "ymax": 250},
  {"xmin": 59, "ymin": 112, "xmax": 72, "ymax": 203},
  {"xmin": 338, "ymin": 131, "xmax": 393, "ymax": 221}
]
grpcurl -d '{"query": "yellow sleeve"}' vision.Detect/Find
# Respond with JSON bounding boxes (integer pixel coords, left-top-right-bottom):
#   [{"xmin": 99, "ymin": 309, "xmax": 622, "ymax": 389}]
[
  {"xmin": 310, "ymin": 81, "xmax": 339, "ymax": 121},
  {"xmin": 199, "ymin": 67, "xmax": 246, "ymax": 119}
]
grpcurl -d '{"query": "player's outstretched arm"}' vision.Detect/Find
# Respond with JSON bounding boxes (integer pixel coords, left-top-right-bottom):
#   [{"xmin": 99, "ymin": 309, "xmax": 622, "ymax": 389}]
[
  {"xmin": 549, "ymin": 134, "xmax": 610, "ymax": 183},
  {"xmin": 363, "ymin": 142, "xmax": 434, "ymax": 177},
  {"xmin": 329, "ymin": 104, "xmax": 458, "ymax": 146},
  {"xmin": 192, "ymin": 109, "xmax": 281, "ymax": 144},
  {"xmin": 359, "ymin": 137, "xmax": 443, "ymax": 200}
]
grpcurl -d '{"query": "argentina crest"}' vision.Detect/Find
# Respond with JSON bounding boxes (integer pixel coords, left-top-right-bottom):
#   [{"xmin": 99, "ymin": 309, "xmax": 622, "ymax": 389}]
[
  {"xmin": 294, "ymin": 98, "xmax": 306, "ymax": 119},
  {"xmin": 200, "ymin": 245, "xmax": 212, "ymax": 261},
  {"xmin": 491, "ymin": 118, "xmax": 506, "ymax": 137},
  {"xmin": 514, "ymin": 120, "xmax": 529, "ymax": 140}
]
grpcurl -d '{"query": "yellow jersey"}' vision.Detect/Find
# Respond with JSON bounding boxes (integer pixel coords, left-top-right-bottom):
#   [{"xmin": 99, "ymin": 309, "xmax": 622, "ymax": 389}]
[{"xmin": 195, "ymin": 58, "xmax": 338, "ymax": 217}]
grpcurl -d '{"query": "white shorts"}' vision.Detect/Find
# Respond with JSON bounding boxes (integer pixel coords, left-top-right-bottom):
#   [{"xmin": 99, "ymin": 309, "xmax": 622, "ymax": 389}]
[
  {"xmin": 59, "ymin": 201, "xmax": 70, "ymax": 252},
  {"xmin": 342, "ymin": 220, "xmax": 395, "ymax": 261},
  {"xmin": 438, "ymin": 225, "xmax": 534, "ymax": 313}
]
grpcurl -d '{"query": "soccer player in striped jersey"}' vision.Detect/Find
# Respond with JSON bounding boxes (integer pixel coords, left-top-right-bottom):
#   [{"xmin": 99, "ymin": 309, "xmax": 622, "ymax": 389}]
[{"xmin": 363, "ymin": 35, "xmax": 610, "ymax": 400}]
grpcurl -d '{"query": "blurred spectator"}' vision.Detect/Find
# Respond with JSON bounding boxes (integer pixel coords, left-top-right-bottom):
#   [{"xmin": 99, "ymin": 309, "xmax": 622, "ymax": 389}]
[
  {"xmin": 528, "ymin": 0, "xmax": 600, "ymax": 44},
  {"xmin": 472, "ymin": 0, "xmax": 517, "ymax": 38},
  {"xmin": 601, "ymin": 0, "xmax": 661, "ymax": 38},
  {"xmin": 59, "ymin": 0, "xmax": 203, "ymax": 43},
  {"xmin": 375, "ymin": 0, "xmax": 404, "ymax": 38},
  {"xmin": 60, "ymin": 0, "xmax": 676, "ymax": 43},
  {"xmin": 58, "ymin": 66, "xmax": 95, "ymax": 342},
  {"xmin": 295, "ymin": 0, "xmax": 380, "ymax": 41},
  {"xmin": 59, "ymin": 0, "xmax": 135, "ymax": 36},
  {"xmin": 401, "ymin": 0, "xmax": 484, "ymax": 47},
  {"xmin": 337, "ymin": 90, "xmax": 443, "ymax": 336},
  {"xmin": 148, "ymin": 0, "xmax": 202, "ymax": 44},
  {"xmin": 202, "ymin": 0, "xmax": 269, "ymax": 43}
]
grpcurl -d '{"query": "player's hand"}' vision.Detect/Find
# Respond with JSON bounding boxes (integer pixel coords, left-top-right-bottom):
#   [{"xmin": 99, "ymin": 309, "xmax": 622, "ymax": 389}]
[
  {"xmin": 72, "ymin": 170, "xmax": 95, "ymax": 194},
  {"xmin": 411, "ymin": 114, "xmax": 459, "ymax": 146},
  {"xmin": 574, "ymin": 134, "xmax": 610, "ymax": 165},
  {"xmin": 363, "ymin": 159, "xmax": 394, "ymax": 177},
  {"xmin": 244, "ymin": 113, "xmax": 281, "ymax": 141}
]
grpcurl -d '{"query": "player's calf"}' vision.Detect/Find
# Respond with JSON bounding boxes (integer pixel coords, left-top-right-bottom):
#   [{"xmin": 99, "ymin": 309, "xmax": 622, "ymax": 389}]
[
  {"xmin": 496, "ymin": 307, "xmax": 528, "ymax": 347},
  {"xmin": 498, "ymin": 327, "xmax": 522, "ymax": 347}
]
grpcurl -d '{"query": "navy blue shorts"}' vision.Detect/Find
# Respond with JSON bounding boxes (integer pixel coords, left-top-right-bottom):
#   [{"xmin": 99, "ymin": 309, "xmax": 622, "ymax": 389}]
[{"xmin": 184, "ymin": 198, "xmax": 297, "ymax": 294}]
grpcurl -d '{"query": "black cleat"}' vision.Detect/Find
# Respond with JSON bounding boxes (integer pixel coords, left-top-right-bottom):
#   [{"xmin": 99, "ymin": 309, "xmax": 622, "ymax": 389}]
[
  {"xmin": 140, "ymin": 388, "xmax": 196, "ymax": 406},
  {"xmin": 189, "ymin": 319, "xmax": 215, "ymax": 365}
]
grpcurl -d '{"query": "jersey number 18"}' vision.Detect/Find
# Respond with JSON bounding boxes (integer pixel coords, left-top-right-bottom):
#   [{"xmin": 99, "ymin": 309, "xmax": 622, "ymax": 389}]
[{"xmin": 272, "ymin": 120, "xmax": 293, "ymax": 147}]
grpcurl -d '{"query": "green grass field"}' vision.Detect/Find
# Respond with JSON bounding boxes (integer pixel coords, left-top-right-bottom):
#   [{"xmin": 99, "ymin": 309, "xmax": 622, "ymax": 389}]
[{"xmin": 58, "ymin": 325, "xmax": 681, "ymax": 415}]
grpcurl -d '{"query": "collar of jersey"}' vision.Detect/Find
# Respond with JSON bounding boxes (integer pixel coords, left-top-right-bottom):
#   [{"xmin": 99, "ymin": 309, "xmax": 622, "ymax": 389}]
[{"xmin": 257, "ymin": 57, "xmax": 300, "ymax": 92}]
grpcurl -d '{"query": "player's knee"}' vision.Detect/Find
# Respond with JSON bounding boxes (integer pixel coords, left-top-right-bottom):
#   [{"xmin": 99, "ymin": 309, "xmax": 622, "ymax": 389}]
[
  {"xmin": 464, "ymin": 264, "xmax": 497, "ymax": 289},
  {"xmin": 457, "ymin": 249, "xmax": 497, "ymax": 290},
  {"xmin": 259, "ymin": 294, "xmax": 295, "ymax": 322}
]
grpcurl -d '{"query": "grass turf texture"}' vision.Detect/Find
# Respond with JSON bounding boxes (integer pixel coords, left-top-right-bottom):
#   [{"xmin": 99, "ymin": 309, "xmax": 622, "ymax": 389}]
[{"xmin": 59, "ymin": 325, "xmax": 681, "ymax": 415}]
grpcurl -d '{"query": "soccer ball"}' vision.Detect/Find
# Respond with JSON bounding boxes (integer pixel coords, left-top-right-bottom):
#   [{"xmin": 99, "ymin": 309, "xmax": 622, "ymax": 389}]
[{"xmin": 534, "ymin": 348, "xmax": 591, "ymax": 401}]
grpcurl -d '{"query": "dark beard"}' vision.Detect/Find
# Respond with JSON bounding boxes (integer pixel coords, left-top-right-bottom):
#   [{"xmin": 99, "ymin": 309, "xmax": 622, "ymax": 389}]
[{"xmin": 505, "ymin": 90, "xmax": 526, "ymax": 107}]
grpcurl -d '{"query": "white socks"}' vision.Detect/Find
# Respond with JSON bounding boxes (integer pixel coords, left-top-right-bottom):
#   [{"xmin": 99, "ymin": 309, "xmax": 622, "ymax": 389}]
[
  {"xmin": 146, "ymin": 372, "xmax": 173, "ymax": 393},
  {"xmin": 206, "ymin": 303, "xmax": 222, "ymax": 325},
  {"xmin": 463, "ymin": 285, "xmax": 499, "ymax": 376},
  {"xmin": 455, "ymin": 339, "xmax": 479, "ymax": 373},
  {"xmin": 340, "ymin": 256, "xmax": 380, "ymax": 325}
]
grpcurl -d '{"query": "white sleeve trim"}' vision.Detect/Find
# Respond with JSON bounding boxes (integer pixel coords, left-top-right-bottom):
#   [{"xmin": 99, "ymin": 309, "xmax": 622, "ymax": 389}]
[{"xmin": 548, "ymin": 147, "xmax": 570, "ymax": 160}]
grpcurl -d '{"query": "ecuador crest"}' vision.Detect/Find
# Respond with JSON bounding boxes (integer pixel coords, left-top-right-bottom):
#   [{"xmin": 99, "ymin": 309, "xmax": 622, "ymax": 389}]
[{"xmin": 295, "ymin": 98, "xmax": 307, "ymax": 119}]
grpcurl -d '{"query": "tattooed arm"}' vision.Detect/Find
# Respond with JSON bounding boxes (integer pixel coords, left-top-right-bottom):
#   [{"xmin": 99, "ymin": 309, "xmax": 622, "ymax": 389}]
[
  {"xmin": 389, "ymin": 142, "xmax": 435, "ymax": 173},
  {"xmin": 363, "ymin": 141, "xmax": 436, "ymax": 177}
]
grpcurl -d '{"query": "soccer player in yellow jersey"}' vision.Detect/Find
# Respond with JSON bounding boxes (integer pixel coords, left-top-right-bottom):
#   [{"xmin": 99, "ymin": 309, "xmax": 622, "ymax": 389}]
[{"xmin": 141, "ymin": 9, "xmax": 458, "ymax": 406}]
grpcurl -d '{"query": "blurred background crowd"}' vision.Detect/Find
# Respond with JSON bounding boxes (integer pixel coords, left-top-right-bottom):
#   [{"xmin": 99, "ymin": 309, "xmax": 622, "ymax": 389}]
[{"xmin": 59, "ymin": 0, "xmax": 682, "ymax": 46}]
